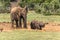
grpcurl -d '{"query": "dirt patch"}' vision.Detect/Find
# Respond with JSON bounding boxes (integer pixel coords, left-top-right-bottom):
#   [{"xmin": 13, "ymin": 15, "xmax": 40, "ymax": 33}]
[{"xmin": 0, "ymin": 22, "xmax": 60, "ymax": 32}]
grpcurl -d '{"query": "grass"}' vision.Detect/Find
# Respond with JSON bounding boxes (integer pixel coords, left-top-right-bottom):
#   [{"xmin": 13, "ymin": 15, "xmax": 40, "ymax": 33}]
[
  {"xmin": 0, "ymin": 11, "xmax": 60, "ymax": 23},
  {"xmin": 0, "ymin": 11, "xmax": 60, "ymax": 40},
  {"xmin": 27, "ymin": 11, "xmax": 60, "ymax": 23},
  {"xmin": 0, "ymin": 13, "xmax": 10, "ymax": 22},
  {"xmin": 0, "ymin": 30, "xmax": 60, "ymax": 40}
]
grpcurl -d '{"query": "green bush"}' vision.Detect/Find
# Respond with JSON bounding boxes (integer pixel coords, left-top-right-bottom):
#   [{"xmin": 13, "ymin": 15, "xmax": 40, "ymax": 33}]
[
  {"xmin": 0, "ymin": 0, "xmax": 60, "ymax": 15},
  {"xmin": 34, "ymin": 0, "xmax": 60, "ymax": 15}
]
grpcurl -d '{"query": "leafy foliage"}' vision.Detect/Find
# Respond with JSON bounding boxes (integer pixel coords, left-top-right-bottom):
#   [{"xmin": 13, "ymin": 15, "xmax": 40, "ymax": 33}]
[{"xmin": 0, "ymin": 0, "xmax": 60, "ymax": 15}]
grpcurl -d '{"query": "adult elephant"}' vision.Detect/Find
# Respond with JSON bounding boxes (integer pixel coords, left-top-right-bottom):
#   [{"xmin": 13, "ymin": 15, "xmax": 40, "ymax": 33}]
[
  {"xmin": 19, "ymin": 6, "xmax": 28, "ymax": 28},
  {"xmin": 11, "ymin": 6, "xmax": 28, "ymax": 28}
]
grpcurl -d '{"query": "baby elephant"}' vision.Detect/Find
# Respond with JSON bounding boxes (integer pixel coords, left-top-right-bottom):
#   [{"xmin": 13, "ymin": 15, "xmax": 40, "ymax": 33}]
[{"xmin": 30, "ymin": 20, "xmax": 46, "ymax": 30}]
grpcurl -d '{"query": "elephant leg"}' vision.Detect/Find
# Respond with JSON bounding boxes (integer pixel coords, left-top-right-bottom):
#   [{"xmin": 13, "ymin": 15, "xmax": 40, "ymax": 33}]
[
  {"xmin": 15, "ymin": 20, "xmax": 19, "ymax": 28},
  {"xmin": 23, "ymin": 16, "xmax": 27, "ymax": 28},
  {"xmin": 30, "ymin": 22, "xmax": 33, "ymax": 29},
  {"xmin": 19, "ymin": 17, "xmax": 22, "ymax": 28},
  {"xmin": 11, "ymin": 20, "xmax": 14, "ymax": 28},
  {"xmin": 40, "ymin": 26, "xmax": 42, "ymax": 30},
  {"xmin": 31, "ymin": 23, "xmax": 35, "ymax": 29},
  {"xmin": 11, "ymin": 13, "xmax": 15, "ymax": 28}
]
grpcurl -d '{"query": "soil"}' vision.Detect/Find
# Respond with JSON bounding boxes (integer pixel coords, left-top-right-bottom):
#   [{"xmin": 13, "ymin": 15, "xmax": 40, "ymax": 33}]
[{"xmin": 0, "ymin": 22, "xmax": 60, "ymax": 32}]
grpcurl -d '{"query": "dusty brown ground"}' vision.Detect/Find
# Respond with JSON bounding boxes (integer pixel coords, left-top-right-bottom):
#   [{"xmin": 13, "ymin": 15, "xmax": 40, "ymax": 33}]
[{"xmin": 0, "ymin": 22, "xmax": 60, "ymax": 32}]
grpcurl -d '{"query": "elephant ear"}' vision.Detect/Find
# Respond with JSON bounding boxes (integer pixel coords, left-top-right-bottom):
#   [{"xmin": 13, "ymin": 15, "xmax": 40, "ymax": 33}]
[{"xmin": 24, "ymin": 6, "xmax": 28, "ymax": 13}]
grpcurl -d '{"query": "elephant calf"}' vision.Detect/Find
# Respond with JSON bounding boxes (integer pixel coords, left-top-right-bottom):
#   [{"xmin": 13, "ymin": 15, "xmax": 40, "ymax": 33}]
[{"xmin": 30, "ymin": 20, "xmax": 46, "ymax": 30}]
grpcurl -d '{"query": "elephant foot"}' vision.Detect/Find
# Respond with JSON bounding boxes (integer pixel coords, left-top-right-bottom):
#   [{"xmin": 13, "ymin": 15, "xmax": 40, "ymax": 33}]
[
  {"xmin": 11, "ymin": 27, "xmax": 15, "ymax": 29},
  {"xmin": 19, "ymin": 25, "xmax": 22, "ymax": 29},
  {"xmin": 24, "ymin": 27, "xmax": 27, "ymax": 29},
  {"xmin": 16, "ymin": 26, "xmax": 20, "ymax": 29},
  {"xmin": 40, "ymin": 27, "xmax": 42, "ymax": 30},
  {"xmin": 19, "ymin": 27, "xmax": 22, "ymax": 29}
]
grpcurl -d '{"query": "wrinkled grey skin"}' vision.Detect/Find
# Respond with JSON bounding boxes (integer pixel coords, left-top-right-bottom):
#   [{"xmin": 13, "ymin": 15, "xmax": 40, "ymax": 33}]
[
  {"xmin": 30, "ymin": 20, "xmax": 45, "ymax": 30},
  {"xmin": 11, "ymin": 6, "xmax": 28, "ymax": 28}
]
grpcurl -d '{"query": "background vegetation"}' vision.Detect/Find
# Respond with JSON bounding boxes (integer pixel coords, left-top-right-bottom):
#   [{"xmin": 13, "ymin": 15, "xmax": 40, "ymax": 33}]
[{"xmin": 0, "ymin": 0, "xmax": 60, "ymax": 15}]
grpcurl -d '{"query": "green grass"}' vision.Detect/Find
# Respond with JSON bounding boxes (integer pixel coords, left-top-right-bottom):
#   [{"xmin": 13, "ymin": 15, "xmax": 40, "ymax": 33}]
[
  {"xmin": 0, "ymin": 11, "xmax": 60, "ymax": 40},
  {"xmin": 0, "ymin": 13, "xmax": 10, "ymax": 22},
  {"xmin": 27, "ymin": 11, "xmax": 60, "ymax": 23},
  {"xmin": 0, "ymin": 30, "xmax": 60, "ymax": 40},
  {"xmin": 0, "ymin": 11, "xmax": 60, "ymax": 22}
]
